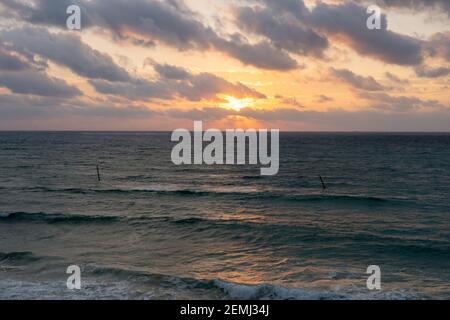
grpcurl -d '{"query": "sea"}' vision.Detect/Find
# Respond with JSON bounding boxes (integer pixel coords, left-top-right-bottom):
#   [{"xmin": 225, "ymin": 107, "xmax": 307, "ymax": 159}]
[{"xmin": 0, "ymin": 132, "xmax": 449, "ymax": 300}]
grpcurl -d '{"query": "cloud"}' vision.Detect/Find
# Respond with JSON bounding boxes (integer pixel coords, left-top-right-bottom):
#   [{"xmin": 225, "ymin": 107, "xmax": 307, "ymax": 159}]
[
  {"xmin": 384, "ymin": 72, "xmax": 410, "ymax": 85},
  {"xmin": 89, "ymin": 0, "xmax": 216, "ymax": 50},
  {"xmin": 263, "ymin": 108, "xmax": 450, "ymax": 131},
  {"xmin": 89, "ymin": 0, "xmax": 299, "ymax": 70},
  {"xmin": 234, "ymin": 5, "xmax": 329, "ymax": 57},
  {"xmin": 415, "ymin": 66, "xmax": 450, "ymax": 78},
  {"xmin": 0, "ymin": 93, "xmax": 156, "ymax": 119},
  {"xmin": 330, "ymin": 68, "xmax": 385, "ymax": 91},
  {"xmin": 153, "ymin": 63, "xmax": 191, "ymax": 80},
  {"xmin": 231, "ymin": 0, "xmax": 425, "ymax": 66},
  {"xmin": 163, "ymin": 105, "xmax": 450, "ymax": 131},
  {"xmin": 374, "ymin": 0, "xmax": 450, "ymax": 16},
  {"xmin": 415, "ymin": 32, "xmax": 450, "ymax": 78},
  {"xmin": 275, "ymin": 95, "xmax": 305, "ymax": 108},
  {"xmin": 425, "ymin": 32, "xmax": 450, "ymax": 61},
  {"xmin": 316, "ymin": 95, "xmax": 334, "ymax": 103},
  {"xmin": 89, "ymin": 79, "xmax": 171, "ymax": 100},
  {"xmin": 165, "ymin": 105, "xmax": 450, "ymax": 131},
  {"xmin": 0, "ymin": 42, "xmax": 82, "ymax": 97},
  {"xmin": 0, "ymin": 0, "xmax": 83, "ymax": 26},
  {"xmin": 0, "ymin": 0, "xmax": 299, "ymax": 71},
  {"xmin": 213, "ymin": 37, "xmax": 298, "ymax": 71},
  {"xmin": 0, "ymin": 47, "xmax": 29, "ymax": 71},
  {"xmin": 308, "ymin": 1, "xmax": 424, "ymax": 66},
  {"xmin": 4, "ymin": 0, "xmax": 438, "ymax": 70},
  {"xmin": 359, "ymin": 92, "xmax": 444, "ymax": 111},
  {"xmin": 2, "ymin": 91, "xmax": 449, "ymax": 131},
  {"xmin": 0, "ymin": 94, "xmax": 58, "ymax": 119},
  {"xmin": 89, "ymin": 63, "xmax": 266, "ymax": 101},
  {"xmin": 1, "ymin": 27, "xmax": 132, "ymax": 82},
  {"xmin": 0, "ymin": 70, "xmax": 82, "ymax": 97},
  {"xmin": 177, "ymin": 72, "xmax": 266, "ymax": 101},
  {"xmin": 165, "ymin": 107, "xmax": 234, "ymax": 120}
]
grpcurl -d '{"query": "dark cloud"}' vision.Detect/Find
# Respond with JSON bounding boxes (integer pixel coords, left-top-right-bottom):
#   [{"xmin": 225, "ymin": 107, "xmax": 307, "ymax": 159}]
[
  {"xmin": 213, "ymin": 37, "xmax": 298, "ymax": 71},
  {"xmin": 0, "ymin": 48, "xmax": 29, "ymax": 71},
  {"xmin": 153, "ymin": 63, "xmax": 191, "ymax": 80},
  {"xmin": 308, "ymin": 2, "xmax": 424, "ymax": 66},
  {"xmin": 2, "ymin": 91, "xmax": 449, "ymax": 131},
  {"xmin": 232, "ymin": 0, "xmax": 425, "ymax": 66},
  {"xmin": 179, "ymin": 72, "xmax": 266, "ymax": 101},
  {"xmin": 4, "ymin": 0, "xmax": 447, "ymax": 70},
  {"xmin": 275, "ymin": 95, "xmax": 304, "ymax": 108},
  {"xmin": 330, "ymin": 68, "xmax": 385, "ymax": 91},
  {"xmin": 0, "ymin": 0, "xmax": 84, "ymax": 26},
  {"xmin": 384, "ymin": 72, "xmax": 410, "ymax": 85},
  {"xmin": 375, "ymin": 0, "xmax": 450, "ymax": 16},
  {"xmin": 0, "ymin": 0, "xmax": 299, "ymax": 71},
  {"xmin": 75, "ymin": 104, "xmax": 157, "ymax": 118},
  {"xmin": 89, "ymin": 79, "xmax": 171, "ymax": 100},
  {"xmin": 3, "ymin": 0, "xmax": 439, "ymax": 69},
  {"xmin": 0, "ymin": 93, "xmax": 156, "ymax": 119},
  {"xmin": 0, "ymin": 94, "xmax": 58, "ymax": 118},
  {"xmin": 166, "ymin": 107, "xmax": 234, "ymax": 120},
  {"xmin": 425, "ymin": 32, "xmax": 450, "ymax": 61},
  {"xmin": 253, "ymin": 108, "xmax": 450, "ymax": 131},
  {"xmin": 229, "ymin": 107, "xmax": 449, "ymax": 131},
  {"xmin": 0, "ymin": 70, "xmax": 82, "ymax": 97},
  {"xmin": 359, "ymin": 92, "xmax": 444, "ymax": 112},
  {"xmin": 164, "ymin": 105, "xmax": 450, "ymax": 131},
  {"xmin": 234, "ymin": 5, "xmax": 329, "ymax": 57},
  {"xmin": 415, "ymin": 32, "xmax": 450, "ymax": 78},
  {"xmin": 1, "ymin": 27, "xmax": 132, "ymax": 82},
  {"xmin": 415, "ymin": 66, "xmax": 450, "ymax": 78},
  {"xmin": 87, "ymin": 0, "xmax": 215, "ymax": 50},
  {"xmin": 259, "ymin": 0, "xmax": 309, "ymax": 18},
  {"xmin": 240, "ymin": 107, "xmax": 311, "ymax": 122},
  {"xmin": 90, "ymin": 63, "xmax": 266, "ymax": 101},
  {"xmin": 316, "ymin": 95, "xmax": 334, "ymax": 103},
  {"xmin": 180, "ymin": 104, "xmax": 450, "ymax": 128}
]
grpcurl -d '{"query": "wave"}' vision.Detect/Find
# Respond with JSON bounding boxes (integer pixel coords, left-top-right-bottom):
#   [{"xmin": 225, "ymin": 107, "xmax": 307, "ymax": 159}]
[
  {"xmin": 0, "ymin": 212, "xmax": 120, "ymax": 224},
  {"xmin": 25, "ymin": 186, "xmax": 211, "ymax": 196},
  {"xmin": 242, "ymin": 175, "xmax": 262, "ymax": 180},
  {"xmin": 3, "ymin": 212, "xmax": 447, "ymax": 260},
  {"xmin": 22, "ymin": 186, "xmax": 409, "ymax": 206},
  {"xmin": 212, "ymin": 279, "xmax": 346, "ymax": 300},
  {"xmin": 0, "ymin": 211, "xmax": 243, "ymax": 228},
  {"xmin": 68, "ymin": 264, "xmax": 423, "ymax": 300},
  {"xmin": 212, "ymin": 280, "xmax": 422, "ymax": 300},
  {"xmin": 0, "ymin": 251, "xmax": 41, "ymax": 263}
]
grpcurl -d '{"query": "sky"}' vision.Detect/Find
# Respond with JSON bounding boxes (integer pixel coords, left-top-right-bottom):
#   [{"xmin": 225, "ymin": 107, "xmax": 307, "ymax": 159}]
[{"xmin": 0, "ymin": 0, "xmax": 449, "ymax": 131}]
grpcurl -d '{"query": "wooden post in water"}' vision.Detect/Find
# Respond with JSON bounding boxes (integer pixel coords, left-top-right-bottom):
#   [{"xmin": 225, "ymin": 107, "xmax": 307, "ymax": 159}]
[
  {"xmin": 319, "ymin": 175, "xmax": 326, "ymax": 190},
  {"xmin": 96, "ymin": 163, "xmax": 101, "ymax": 182}
]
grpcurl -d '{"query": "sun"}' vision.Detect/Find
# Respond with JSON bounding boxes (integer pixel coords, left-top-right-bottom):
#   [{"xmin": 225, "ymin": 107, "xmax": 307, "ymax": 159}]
[{"xmin": 223, "ymin": 96, "xmax": 254, "ymax": 111}]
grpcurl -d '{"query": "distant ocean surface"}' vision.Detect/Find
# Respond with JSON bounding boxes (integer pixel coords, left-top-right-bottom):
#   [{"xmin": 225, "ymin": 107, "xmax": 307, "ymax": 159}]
[{"xmin": 1, "ymin": 132, "xmax": 449, "ymax": 300}]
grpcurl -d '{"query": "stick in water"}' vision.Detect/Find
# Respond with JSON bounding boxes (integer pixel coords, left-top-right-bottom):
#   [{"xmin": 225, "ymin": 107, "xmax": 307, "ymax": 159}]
[
  {"xmin": 96, "ymin": 164, "xmax": 101, "ymax": 182},
  {"xmin": 319, "ymin": 175, "xmax": 326, "ymax": 190}
]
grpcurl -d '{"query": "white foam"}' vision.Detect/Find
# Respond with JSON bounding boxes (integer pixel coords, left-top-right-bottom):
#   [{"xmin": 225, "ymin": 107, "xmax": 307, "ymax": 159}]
[
  {"xmin": 0, "ymin": 279, "xmax": 138, "ymax": 300},
  {"xmin": 213, "ymin": 279, "xmax": 421, "ymax": 300},
  {"xmin": 0, "ymin": 212, "xmax": 12, "ymax": 218}
]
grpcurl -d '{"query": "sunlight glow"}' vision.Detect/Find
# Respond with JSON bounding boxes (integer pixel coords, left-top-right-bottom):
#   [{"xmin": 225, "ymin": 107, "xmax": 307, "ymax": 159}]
[{"xmin": 223, "ymin": 96, "xmax": 254, "ymax": 111}]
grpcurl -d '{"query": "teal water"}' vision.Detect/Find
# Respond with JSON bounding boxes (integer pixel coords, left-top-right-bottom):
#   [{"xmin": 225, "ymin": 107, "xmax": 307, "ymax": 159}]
[{"xmin": 1, "ymin": 132, "xmax": 449, "ymax": 299}]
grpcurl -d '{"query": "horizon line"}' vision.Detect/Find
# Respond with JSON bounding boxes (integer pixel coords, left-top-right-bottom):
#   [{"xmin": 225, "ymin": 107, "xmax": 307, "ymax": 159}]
[{"xmin": 1, "ymin": 130, "xmax": 450, "ymax": 134}]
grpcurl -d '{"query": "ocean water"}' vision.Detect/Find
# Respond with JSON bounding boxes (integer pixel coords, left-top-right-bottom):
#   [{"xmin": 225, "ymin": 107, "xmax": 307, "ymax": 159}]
[{"xmin": 0, "ymin": 132, "xmax": 449, "ymax": 300}]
